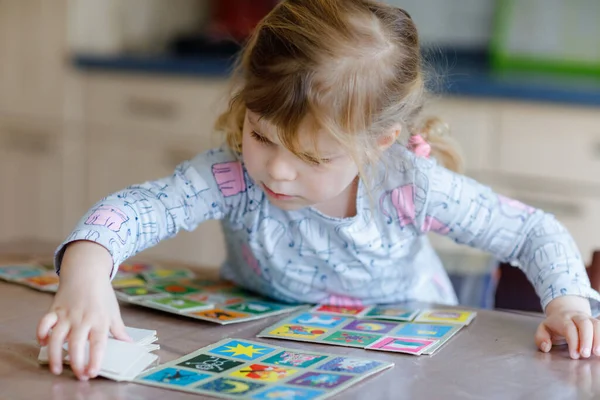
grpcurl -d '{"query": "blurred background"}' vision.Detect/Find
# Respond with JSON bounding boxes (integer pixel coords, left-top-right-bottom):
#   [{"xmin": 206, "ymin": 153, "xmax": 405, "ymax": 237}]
[{"xmin": 1, "ymin": 0, "xmax": 599, "ymax": 309}]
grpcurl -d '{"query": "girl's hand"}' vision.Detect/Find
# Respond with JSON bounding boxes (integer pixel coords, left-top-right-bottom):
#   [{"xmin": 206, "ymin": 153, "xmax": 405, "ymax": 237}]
[
  {"xmin": 36, "ymin": 241, "xmax": 132, "ymax": 380},
  {"xmin": 536, "ymin": 295, "xmax": 600, "ymax": 359}
]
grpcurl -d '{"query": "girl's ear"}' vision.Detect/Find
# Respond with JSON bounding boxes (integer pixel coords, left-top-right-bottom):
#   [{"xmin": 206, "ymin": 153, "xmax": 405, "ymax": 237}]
[{"xmin": 377, "ymin": 124, "xmax": 401, "ymax": 150}]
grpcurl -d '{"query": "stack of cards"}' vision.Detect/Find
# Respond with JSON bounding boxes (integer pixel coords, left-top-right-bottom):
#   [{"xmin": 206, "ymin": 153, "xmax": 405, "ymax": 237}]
[
  {"xmin": 134, "ymin": 338, "xmax": 393, "ymax": 399},
  {"xmin": 38, "ymin": 327, "xmax": 160, "ymax": 381},
  {"xmin": 258, "ymin": 305, "xmax": 477, "ymax": 356}
]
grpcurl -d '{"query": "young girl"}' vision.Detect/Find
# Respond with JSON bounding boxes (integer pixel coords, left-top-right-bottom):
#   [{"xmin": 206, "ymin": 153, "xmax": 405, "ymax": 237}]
[{"xmin": 38, "ymin": 0, "xmax": 600, "ymax": 381}]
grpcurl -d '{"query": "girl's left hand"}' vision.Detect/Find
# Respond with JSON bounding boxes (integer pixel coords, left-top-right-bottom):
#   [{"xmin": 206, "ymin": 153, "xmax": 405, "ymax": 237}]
[{"xmin": 536, "ymin": 295, "xmax": 600, "ymax": 359}]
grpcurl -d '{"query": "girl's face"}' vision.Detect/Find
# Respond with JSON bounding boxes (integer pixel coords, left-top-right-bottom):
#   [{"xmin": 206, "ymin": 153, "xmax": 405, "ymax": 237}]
[{"xmin": 242, "ymin": 110, "xmax": 360, "ymax": 216}]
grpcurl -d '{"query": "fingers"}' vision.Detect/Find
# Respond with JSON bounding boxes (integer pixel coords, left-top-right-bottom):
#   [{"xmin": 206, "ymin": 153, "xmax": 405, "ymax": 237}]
[
  {"xmin": 535, "ymin": 323, "xmax": 553, "ymax": 353},
  {"xmin": 573, "ymin": 316, "xmax": 594, "ymax": 358},
  {"xmin": 562, "ymin": 320, "xmax": 581, "ymax": 359},
  {"xmin": 540, "ymin": 318, "xmax": 579, "ymax": 359},
  {"xmin": 68, "ymin": 325, "xmax": 91, "ymax": 380},
  {"xmin": 48, "ymin": 320, "xmax": 71, "ymax": 375},
  {"xmin": 110, "ymin": 318, "xmax": 132, "ymax": 342},
  {"xmin": 86, "ymin": 326, "xmax": 108, "ymax": 378},
  {"xmin": 593, "ymin": 319, "xmax": 600, "ymax": 357},
  {"xmin": 37, "ymin": 311, "xmax": 59, "ymax": 346}
]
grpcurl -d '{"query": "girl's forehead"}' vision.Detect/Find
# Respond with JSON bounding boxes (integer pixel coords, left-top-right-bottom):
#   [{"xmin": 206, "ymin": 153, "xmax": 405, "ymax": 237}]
[{"xmin": 247, "ymin": 110, "xmax": 344, "ymax": 155}]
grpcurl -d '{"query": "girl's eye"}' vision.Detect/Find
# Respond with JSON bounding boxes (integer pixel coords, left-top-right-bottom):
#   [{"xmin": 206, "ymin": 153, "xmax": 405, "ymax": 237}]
[
  {"xmin": 251, "ymin": 130, "xmax": 272, "ymax": 145},
  {"xmin": 304, "ymin": 155, "xmax": 332, "ymax": 166}
]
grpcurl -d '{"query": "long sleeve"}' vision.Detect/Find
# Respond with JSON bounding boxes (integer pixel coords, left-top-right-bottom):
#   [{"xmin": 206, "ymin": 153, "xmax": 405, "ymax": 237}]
[
  {"xmin": 392, "ymin": 152, "xmax": 600, "ymax": 313},
  {"xmin": 55, "ymin": 148, "xmax": 246, "ymax": 279}
]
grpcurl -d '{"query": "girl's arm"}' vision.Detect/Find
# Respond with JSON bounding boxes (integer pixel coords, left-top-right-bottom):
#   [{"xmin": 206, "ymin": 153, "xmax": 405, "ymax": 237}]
[
  {"xmin": 397, "ymin": 152, "xmax": 600, "ymax": 359},
  {"xmin": 38, "ymin": 148, "xmax": 245, "ymax": 380},
  {"xmin": 55, "ymin": 148, "xmax": 242, "ymax": 278}
]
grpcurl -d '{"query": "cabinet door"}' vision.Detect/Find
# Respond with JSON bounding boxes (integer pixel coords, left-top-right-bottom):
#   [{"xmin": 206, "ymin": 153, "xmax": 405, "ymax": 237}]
[
  {"xmin": 83, "ymin": 73, "xmax": 229, "ymax": 138},
  {"xmin": 498, "ymin": 103, "xmax": 600, "ymax": 185},
  {"xmin": 0, "ymin": 0, "xmax": 68, "ymax": 119},
  {"xmin": 423, "ymin": 97, "xmax": 497, "ymax": 173},
  {"xmin": 85, "ymin": 130, "xmax": 226, "ymax": 268},
  {"xmin": 0, "ymin": 119, "xmax": 66, "ymax": 243}
]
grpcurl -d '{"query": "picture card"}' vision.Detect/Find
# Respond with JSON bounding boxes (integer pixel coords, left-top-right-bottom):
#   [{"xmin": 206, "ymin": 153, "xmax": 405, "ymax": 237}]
[
  {"xmin": 259, "ymin": 309, "xmax": 473, "ymax": 356},
  {"xmin": 19, "ymin": 272, "xmax": 60, "ymax": 292},
  {"xmin": 310, "ymin": 304, "xmax": 370, "ymax": 317},
  {"xmin": 361, "ymin": 306, "xmax": 420, "ymax": 322},
  {"xmin": 134, "ymin": 338, "xmax": 393, "ymax": 399},
  {"xmin": 0, "ymin": 263, "xmax": 47, "ymax": 281},
  {"xmin": 366, "ymin": 336, "xmax": 438, "ymax": 355},
  {"xmin": 415, "ymin": 309, "xmax": 477, "ymax": 325}
]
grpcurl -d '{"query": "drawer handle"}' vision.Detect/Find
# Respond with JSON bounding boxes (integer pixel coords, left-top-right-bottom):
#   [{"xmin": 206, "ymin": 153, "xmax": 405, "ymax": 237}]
[
  {"xmin": 164, "ymin": 149, "xmax": 196, "ymax": 169},
  {"xmin": 3, "ymin": 130, "xmax": 53, "ymax": 155},
  {"xmin": 515, "ymin": 197, "xmax": 582, "ymax": 218},
  {"xmin": 125, "ymin": 97, "xmax": 179, "ymax": 120}
]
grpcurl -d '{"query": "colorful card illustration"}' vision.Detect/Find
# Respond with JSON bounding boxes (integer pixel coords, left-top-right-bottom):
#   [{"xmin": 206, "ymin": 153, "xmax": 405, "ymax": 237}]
[
  {"xmin": 0, "ymin": 264, "xmax": 46, "ymax": 281},
  {"xmin": 134, "ymin": 338, "xmax": 394, "ymax": 399},
  {"xmin": 190, "ymin": 308, "xmax": 253, "ymax": 323},
  {"xmin": 143, "ymin": 297, "xmax": 213, "ymax": 313},
  {"xmin": 140, "ymin": 367, "xmax": 212, "ymax": 386},
  {"xmin": 366, "ymin": 336, "xmax": 437, "ymax": 355},
  {"xmin": 115, "ymin": 286, "xmax": 167, "ymax": 301},
  {"xmin": 322, "ymin": 331, "xmax": 382, "ymax": 347},
  {"xmin": 415, "ymin": 309, "xmax": 477, "ymax": 325},
  {"xmin": 268, "ymin": 325, "xmax": 329, "ymax": 340},
  {"xmin": 392, "ymin": 323, "xmax": 460, "ymax": 340},
  {"xmin": 311, "ymin": 304, "xmax": 369, "ymax": 317},
  {"xmin": 177, "ymin": 355, "xmax": 244, "ymax": 373},
  {"xmin": 141, "ymin": 268, "xmax": 195, "ymax": 282},
  {"xmin": 342, "ymin": 319, "xmax": 397, "ymax": 334},
  {"xmin": 186, "ymin": 292, "xmax": 246, "ymax": 305},
  {"xmin": 208, "ymin": 340, "xmax": 276, "ymax": 362},
  {"xmin": 112, "ymin": 276, "xmax": 147, "ymax": 289},
  {"xmin": 290, "ymin": 313, "xmax": 349, "ymax": 328},
  {"xmin": 20, "ymin": 273, "xmax": 60, "ymax": 291},
  {"xmin": 151, "ymin": 283, "xmax": 201, "ymax": 296},
  {"xmin": 229, "ymin": 364, "xmax": 298, "ymax": 382},
  {"xmin": 316, "ymin": 357, "xmax": 385, "ymax": 374},
  {"xmin": 262, "ymin": 351, "xmax": 328, "ymax": 368},
  {"xmin": 226, "ymin": 300, "xmax": 286, "ymax": 315},
  {"xmin": 362, "ymin": 306, "xmax": 420, "ymax": 322},
  {"xmin": 119, "ymin": 262, "xmax": 155, "ymax": 274},
  {"xmin": 259, "ymin": 309, "xmax": 475, "ymax": 356}
]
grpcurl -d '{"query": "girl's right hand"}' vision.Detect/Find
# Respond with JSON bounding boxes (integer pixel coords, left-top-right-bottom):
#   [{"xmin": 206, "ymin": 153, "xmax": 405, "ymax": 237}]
[{"xmin": 36, "ymin": 241, "xmax": 132, "ymax": 381}]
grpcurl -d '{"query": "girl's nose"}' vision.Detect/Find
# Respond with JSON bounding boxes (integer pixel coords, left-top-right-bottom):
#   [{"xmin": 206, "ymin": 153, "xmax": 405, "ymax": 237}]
[{"xmin": 266, "ymin": 150, "xmax": 297, "ymax": 182}]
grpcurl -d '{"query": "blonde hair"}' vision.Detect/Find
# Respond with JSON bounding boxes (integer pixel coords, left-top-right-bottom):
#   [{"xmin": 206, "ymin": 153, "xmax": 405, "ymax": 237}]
[{"xmin": 215, "ymin": 0, "xmax": 463, "ymax": 172}]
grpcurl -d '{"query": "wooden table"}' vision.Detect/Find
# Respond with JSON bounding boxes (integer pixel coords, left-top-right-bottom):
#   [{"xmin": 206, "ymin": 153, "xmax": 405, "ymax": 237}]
[{"xmin": 1, "ymin": 242, "xmax": 599, "ymax": 399}]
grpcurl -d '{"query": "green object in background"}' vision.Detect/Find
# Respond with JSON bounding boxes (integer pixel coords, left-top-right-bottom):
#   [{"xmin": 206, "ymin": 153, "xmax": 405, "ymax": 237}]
[{"xmin": 491, "ymin": 0, "xmax": 600, "ymax": 77}]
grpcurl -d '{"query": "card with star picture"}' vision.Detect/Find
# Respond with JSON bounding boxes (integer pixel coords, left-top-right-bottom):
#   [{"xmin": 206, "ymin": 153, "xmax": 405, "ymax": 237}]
[{"xmin": 134, "ymin": 338, "xmax": 393, "ymax": 399}]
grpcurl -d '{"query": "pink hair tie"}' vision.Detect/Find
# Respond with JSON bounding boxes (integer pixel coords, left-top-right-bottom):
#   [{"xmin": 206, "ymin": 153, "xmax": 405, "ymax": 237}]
[{"xmin": 408, "ymin": 134, "xmax": 431, "ymax": 158}]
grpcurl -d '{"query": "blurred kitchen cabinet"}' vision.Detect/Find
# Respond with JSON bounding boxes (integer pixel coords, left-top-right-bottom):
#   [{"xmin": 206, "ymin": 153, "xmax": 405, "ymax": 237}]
[
  {"xmin": 0, "ymin": 0, "xmax": 68, "ymax": 119},
  {"xmin": 423, "ymin": 97, "xmax": 498, "ymax": 173},
  {"xmin": 82, "ymin": 73, "xmax": 229, "ymax": 138},
  {"xmin": 85, "ymin": 127, "xmax": 226, "ymax": 267},
  {"xmin": 0, "ymin": 118, "xmax": 71, "ymax": 243},
  {"xmin": 498, "ymin": 103, "xmax": 600, "ymax": 186}
]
